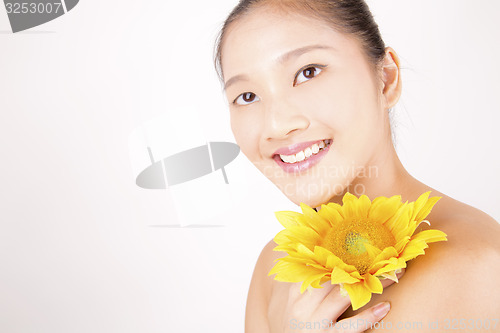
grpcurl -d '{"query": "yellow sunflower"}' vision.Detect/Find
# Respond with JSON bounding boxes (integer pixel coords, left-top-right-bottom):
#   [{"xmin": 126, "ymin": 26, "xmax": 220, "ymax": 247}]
[{"xmin": 268, "ymin": 191, "xmax": 447, "ymax": 310}]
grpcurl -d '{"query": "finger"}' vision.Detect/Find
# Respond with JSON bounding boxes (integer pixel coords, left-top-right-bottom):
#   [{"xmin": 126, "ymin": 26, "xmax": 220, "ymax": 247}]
[
  {"xmin": 315, "ymin": 269, "xmax": 404, "ymax": 322},
  {"xmin": 289, "ymin": 281, "xmax": 338, "ymax": 313},
  {"xmin": 334, "ymin": 302, "xmax": 391, "ymax": 333},
  {"xmin": 314, "ymin": 284, "xmax": 352, "ymax": 321}
]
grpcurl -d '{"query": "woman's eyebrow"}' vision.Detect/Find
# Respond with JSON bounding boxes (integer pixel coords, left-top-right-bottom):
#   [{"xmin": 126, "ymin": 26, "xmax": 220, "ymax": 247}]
[
  {"xmin": 224, "ymin": 73, "xmax": 249, "ymax": 91},
  {"xmin": 224, "ymin": 44, "xmax": 333, "ymax": 90},
  {"xmin": 276, "ymin": 44, "xmax": 334, "ymax": 64}
]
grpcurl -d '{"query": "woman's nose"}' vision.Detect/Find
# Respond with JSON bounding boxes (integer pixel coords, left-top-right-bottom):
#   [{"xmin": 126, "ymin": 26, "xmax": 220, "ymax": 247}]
[{"xmin": 262, "ymin": 99, "xmax": 310, "ymax": 141}]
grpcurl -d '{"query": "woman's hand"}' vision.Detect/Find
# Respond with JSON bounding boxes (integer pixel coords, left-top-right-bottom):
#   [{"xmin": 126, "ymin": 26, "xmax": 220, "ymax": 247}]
[{"xmin": 267, "ymin": 269, "xmax": 404, "ymax": 333}]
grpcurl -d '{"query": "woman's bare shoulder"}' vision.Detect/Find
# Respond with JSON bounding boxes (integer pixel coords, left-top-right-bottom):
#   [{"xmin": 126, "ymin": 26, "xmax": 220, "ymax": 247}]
[
  {"xmin": 432, "ymin": 193, "xmax": 500, "ymax": 248},
  {"xmin": 245, "ymin": 239, "xmax": 284, "ymax": 333},
  {"xmin": 250, "ymin": 239, "xmax": 285, "ymax": 296},
  {"xmin": 366, "ymin": 195, "xmax": 500, "ymax": 331},
  {"xmin": 381, "ymin": 234, "xmax": 499, "ymax": 331}
]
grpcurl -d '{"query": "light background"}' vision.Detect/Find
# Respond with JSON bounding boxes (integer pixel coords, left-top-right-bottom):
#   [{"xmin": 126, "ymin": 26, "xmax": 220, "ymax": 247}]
[{"xmin": 1, "ymin": 1, "xmax": 499, "ymax": 332}]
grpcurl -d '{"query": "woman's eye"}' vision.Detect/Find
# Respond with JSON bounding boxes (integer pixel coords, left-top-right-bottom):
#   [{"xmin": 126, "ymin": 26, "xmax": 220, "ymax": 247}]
[
  {"xmin": 294, "ymin": 66, "xmax": 323, "ymax": 86},
  {"xmin": 234, "ymin": 92, "xmax": 260, "ymax": 105}
]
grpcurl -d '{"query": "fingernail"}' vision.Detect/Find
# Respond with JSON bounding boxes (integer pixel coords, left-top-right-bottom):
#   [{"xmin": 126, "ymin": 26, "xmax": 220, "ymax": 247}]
[{"xmin": 373, "ymin": 302, "xmax": 390, "ymax": 318}]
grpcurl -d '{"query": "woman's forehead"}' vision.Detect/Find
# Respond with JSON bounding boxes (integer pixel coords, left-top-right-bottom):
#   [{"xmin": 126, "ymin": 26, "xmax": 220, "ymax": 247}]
[{"xmin": 221, "ymin": 10, "xmax": 361, "ymax": 79}]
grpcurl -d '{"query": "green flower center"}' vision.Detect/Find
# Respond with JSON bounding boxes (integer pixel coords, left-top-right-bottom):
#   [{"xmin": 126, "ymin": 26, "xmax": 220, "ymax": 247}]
[{"xmin": 321, "ymin": 217, "xmax": 396, "ymax": 275}]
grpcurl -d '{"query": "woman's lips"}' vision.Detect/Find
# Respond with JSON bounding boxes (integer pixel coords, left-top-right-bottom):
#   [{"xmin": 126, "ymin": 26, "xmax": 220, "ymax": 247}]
[{"xmin": 273, "ymin": 139, "xmax": 332, "ymax": 173}]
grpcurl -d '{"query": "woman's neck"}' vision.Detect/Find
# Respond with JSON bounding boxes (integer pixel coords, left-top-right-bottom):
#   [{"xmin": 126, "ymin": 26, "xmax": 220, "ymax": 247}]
[{"xmin": 321, "ymin": 145, "xmax": 429, "ymax": 207}]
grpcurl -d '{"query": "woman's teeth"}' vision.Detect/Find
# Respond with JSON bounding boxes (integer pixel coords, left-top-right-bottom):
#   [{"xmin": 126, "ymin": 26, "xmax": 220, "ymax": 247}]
[{"xmin": 279, "ymin": 139, "xmax": 332, "ymax": 163}]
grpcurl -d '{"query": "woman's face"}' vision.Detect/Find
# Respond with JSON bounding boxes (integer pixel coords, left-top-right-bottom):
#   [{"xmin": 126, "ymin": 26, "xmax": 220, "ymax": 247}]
[{"xmin": 221, "ymin": 8, "xmax": 391, "ymax": 207}]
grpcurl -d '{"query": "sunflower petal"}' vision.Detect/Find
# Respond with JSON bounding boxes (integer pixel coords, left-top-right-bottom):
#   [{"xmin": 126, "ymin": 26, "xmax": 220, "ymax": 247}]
[
  {"xmin": 318, "ymin": 203, "xmax": 344, "ymax": 226},
  {"xmin": 301, "ymin": 272, "xmax": 330, "ymax": 293},
  {"xmin": 369, "ymin": 195, "xmax": 402, "ymax": 224},
  {"xmin": 273, "ymin": 229, "xmax": 294, "ymax": 245},
  {"xmin": 341, "ymin": 263, "xmax": 363, "ymax": 277},
  {"xmin": 393, "ymin": 224, "xmax": 415, "ymax": 243},
  {"xmin": 384, "ymin": 202, "xmax": 410, "ymax": 233},
  {"xmin": 272, "ymin": 244, "xmax": 297, "ymax": 253},
  {"xmin": 388, "ymin": 204, "xmax": 412, "ymax": 239},
  {"xmin": 330, "ymin": 266, "xmax": 361, "ymax": 284},
  {"xmin": 364, "ymin": 242, "xmax": 382, "ymax": 259},
  {"xmin": 269, "ymin": 260, "xmax": 327, "ymax": 282},
  {"xmin": 278, "ymin": 256, "xmax": 317, "ymax": 266},
  {"xmin": 363, "ymin": 274, "xmax": 383, "ymax": 294},
  {"xmin": 342, "ymin": 192, "xmax": 359, "ymax": 217},
  {"xmin": 285, "ymin": 225, "xmax": 322, "ymax": 244},
  {"xmin": 409, "ymin": 191, "xmax": 430, "ymax": 222},
  {"xmin": 296, "ymin": 243, "xmax": 315, "ymax": 257},
  {"xmin": 372, "ymin": 257, "xmax": 407, "ymax": 276},
  {"xmin": 344, "ymin": 282, "xmax": 372, "ymax": 310},
  {"xmin": 394, "ymin": 236, "xmax": 411, "ymax": 254},
  {"xmin": 307, "ymin": 262, "xmax": 331, "ymax": 271},
  {"xmin": 379, "ymin": 270, "xmax": 399, "ymax": 283},
  {"xmin": 399, "ymin": 239, "xmax": 429, "ymax": 261},
  {"xmin": 313, "ymin": 246, "xmax": 334, "ymax": 267},
  {"xmin": 411, "ymin": 229, "xmax": 448, "ymax": 243},
  {"xmin": 373, "ymin": 246, "xmax": 398, "ymax": 263},
  {"xmin": 318, "ymin": 275, "xmax": 331, "ymax": 286},
  {"xmin": 325, "ymin": 252, "xmax": 344, "ymax": 269},
  {"xmin": 414, "ymin": 195, "xmax": 441, "ymax": 224},
  {"xmin": 299, "ymin": 203, "xmax": 331, "ymax": 237},
  {"xmin": 357, "ymin": 195, "xmax": 372, "ymax": 218},
  {"xmin": 274, "ymin": 211, "xmax": 302, "ymax": 228}
]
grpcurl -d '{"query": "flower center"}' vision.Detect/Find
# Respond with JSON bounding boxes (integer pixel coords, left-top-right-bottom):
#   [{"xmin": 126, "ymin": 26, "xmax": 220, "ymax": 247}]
[{"xmin": 321, "ymin": 217, "xmax": 396, "ymax": 275}]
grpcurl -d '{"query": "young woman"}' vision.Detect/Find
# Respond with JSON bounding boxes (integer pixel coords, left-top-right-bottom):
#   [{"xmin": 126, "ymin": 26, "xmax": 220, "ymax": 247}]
[{"xmin": 214, "ymin": 1, "xmax": 500, "ymax": 331}]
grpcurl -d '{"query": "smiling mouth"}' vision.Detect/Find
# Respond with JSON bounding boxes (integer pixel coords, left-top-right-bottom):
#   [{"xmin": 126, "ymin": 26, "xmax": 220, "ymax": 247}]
[{"xmin": 277, "ymin": 139, "xmax": 332, "ymax": 163}]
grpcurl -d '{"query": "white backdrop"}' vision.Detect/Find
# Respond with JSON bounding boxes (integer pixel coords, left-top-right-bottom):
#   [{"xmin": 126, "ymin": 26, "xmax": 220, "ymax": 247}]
[{"xmin": 1, "ymin": 1, "xmax": 499, "ymax": 332}]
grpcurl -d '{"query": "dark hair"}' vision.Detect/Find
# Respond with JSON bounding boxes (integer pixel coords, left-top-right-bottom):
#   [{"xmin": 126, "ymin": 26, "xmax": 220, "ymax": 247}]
[{"xmin": 214, "ymin": 0, "xmax": 386, "ymax": 82}]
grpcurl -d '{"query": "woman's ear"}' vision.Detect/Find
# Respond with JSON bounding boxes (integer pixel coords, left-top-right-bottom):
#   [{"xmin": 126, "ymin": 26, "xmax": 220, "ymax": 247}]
[{"xmin": 380, "ymin": 47, "xmax": 402, "ymax": 109}]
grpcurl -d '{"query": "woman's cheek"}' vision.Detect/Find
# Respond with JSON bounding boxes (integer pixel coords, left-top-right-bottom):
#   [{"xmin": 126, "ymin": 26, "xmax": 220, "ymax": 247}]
[
  {"xmin": 291, "ymin": 81, "xmax": 350, "ymax": 129},
  {"xmin": 230, "ymin": 113, "xmax": 261, "ymax": 160}
]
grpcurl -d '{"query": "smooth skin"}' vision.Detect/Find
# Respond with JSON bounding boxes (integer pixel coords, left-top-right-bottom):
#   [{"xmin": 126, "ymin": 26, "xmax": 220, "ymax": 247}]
[{"xmin": 220, "ymin": 6, "xmax": 500, "ymax": 332}]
